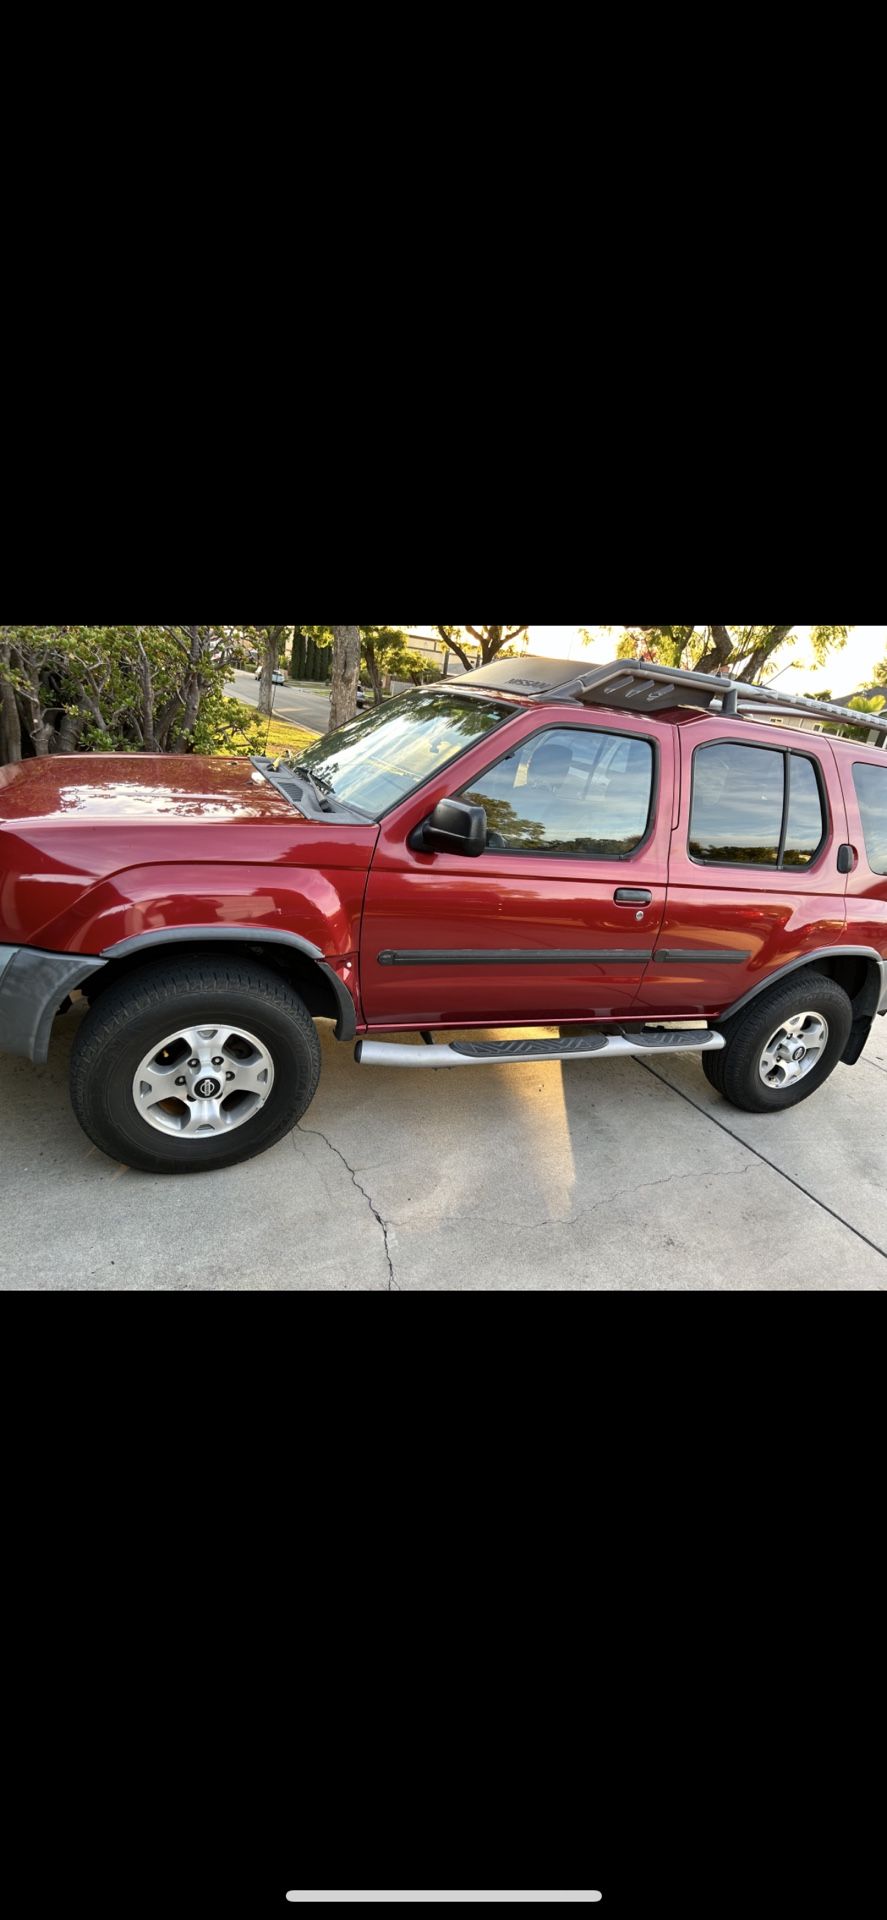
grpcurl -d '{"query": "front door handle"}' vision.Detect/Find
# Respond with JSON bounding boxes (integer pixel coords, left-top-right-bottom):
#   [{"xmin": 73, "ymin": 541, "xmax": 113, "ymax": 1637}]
[{"xmin": 614, "ymin": 888, "xmax": 652, "ymax": 905}]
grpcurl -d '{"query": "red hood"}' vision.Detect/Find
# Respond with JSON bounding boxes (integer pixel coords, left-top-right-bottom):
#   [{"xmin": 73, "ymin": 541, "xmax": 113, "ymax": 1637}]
[
  {"xmin": 0, "ymin": 754, "xmax": 304, "ymax": 826},
  {"xmin": 0, "ymin": 755, "xmax": 379, "ymax": 954}
]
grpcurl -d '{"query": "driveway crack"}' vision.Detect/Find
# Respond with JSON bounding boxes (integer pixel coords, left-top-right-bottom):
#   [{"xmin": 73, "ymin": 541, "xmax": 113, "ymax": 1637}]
[{"xmin": 296, "ymin": 1125, "xmax": 399, "ymax": 1290}]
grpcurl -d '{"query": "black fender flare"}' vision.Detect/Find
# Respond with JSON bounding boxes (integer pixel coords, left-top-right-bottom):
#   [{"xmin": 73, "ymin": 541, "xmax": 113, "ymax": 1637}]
[
  {"xmin": 718, "ymin": 947, "xmax": 887, "ymax": 1065},
  {"xmin": 99, "ymin": 926, "xmax": 357, "ymax": 1042},
  {"xmin": 0, "ymin": 946, "xmax": 107, "ymax": 1065}
]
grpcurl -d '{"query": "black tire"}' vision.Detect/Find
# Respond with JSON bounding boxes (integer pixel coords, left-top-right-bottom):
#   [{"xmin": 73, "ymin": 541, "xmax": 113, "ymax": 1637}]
[
  {"xmin": 70, "ymin": 957, "xmax": 322, "ymax": 1174},
  {"xmin": 702, "ymin": 971, "xmax": 852, "ymax": 1114}
]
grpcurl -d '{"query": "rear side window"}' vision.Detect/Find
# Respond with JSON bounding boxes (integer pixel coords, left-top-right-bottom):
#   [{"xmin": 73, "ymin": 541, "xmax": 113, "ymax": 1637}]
[
  {"xmin": 853, "ymin": 763, "xmax": 887, "ymax": 874},
  {"xmin": 690, "ymin": 742, "xmax": 826, "ymax": 868}
]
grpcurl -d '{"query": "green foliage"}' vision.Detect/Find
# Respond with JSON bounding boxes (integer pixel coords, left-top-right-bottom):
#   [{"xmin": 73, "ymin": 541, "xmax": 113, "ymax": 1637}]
[
  {"xmin": 0, "ymin": 624, "xmax": 236, "ymax": 762},
  {"xmin": 434, "ymin": 624, "xmax": 528, "ymax": 669},
  {"xmin": 291, "ymin": 628, "xmax": 333, "ymax": 681},
  {"xmin": 614, "ymin": 624, "xmax": 852, "ymax": 684}
]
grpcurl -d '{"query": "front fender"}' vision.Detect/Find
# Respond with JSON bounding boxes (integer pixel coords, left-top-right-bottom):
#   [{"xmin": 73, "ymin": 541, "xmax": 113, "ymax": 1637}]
[{"xmin": 29, "ymin": 862, "xmax": 366, "ymax": 961}]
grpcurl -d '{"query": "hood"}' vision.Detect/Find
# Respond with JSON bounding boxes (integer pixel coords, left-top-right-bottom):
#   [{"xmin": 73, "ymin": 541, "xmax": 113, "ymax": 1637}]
[
  {"xmin": 0, "ymin": 754, "xmax": 305, "ymax": 826},
  {"xmin": 0, "ymin": 754, "xmax": 380, "ymax": 953}
]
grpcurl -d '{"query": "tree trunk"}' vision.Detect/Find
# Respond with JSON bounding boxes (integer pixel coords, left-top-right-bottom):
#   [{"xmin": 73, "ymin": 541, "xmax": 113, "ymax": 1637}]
[
  {"xmin": 19, "ymin": 660, "xmax": 55, "ymax": 755},
  {"xmin": 436, "ymin": 626, "xmax": 474, "ymax": 671},
  {"xmin": 0, "ymin": 640, "xmax": 22, "ymax": 763},
  {"xmin": 695, "ymin": 625, "xmax": 736, "ymax": 675},
  {"xmin": 57, "ymin": 707, "xmax": 86, "ymax": 753},
  {"xmin": 138, "ymin": 642, "xmax": 156, "ymax": 752},
  {"xmin": 330, "ymin": 626, "xmax": 361, "ymax": 730},
  {"xmin": 736, "ymin": 625, "xmax": 795, "ymax": 683},
  {"xmin": 258, "ymin": 640, "xmax": 276, "ymax": 716},
  {"xmin": 364, "ymin": 637, "xmax": 384, "ymax": 705}
]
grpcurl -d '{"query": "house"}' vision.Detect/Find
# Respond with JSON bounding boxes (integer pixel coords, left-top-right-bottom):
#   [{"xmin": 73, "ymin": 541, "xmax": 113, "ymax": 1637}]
[{"xmin": 778, "ymin": 684, "xmax": 887, "ymax": 746}]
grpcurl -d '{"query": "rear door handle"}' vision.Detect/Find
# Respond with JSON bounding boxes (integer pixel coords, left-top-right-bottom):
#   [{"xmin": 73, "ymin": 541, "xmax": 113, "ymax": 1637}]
[{"xmin": 614, "ymin": 888, "xmax": 652, "ymax": 905}]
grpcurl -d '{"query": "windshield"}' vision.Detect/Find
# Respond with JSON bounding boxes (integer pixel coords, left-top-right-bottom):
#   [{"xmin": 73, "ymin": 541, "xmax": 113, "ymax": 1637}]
[{"xmin": 294, "ymin": 690, "xmax": 516, "ymax": 816}]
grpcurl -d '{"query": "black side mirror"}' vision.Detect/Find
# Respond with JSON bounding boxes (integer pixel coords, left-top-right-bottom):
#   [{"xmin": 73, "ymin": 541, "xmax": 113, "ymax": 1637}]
[{"xmin": 411, "ymin": 798, "xmax": 488, "ymax": 857}]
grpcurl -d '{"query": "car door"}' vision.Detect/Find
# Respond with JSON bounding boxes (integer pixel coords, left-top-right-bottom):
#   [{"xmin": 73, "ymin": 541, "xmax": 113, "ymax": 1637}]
[
  {"xmin": 632, "ymin": 720, "xmax": 847, "ymax": 1018},
  {"xmin": 360, "ymin": 708, "xmax": 672, "ymax": 1028}
]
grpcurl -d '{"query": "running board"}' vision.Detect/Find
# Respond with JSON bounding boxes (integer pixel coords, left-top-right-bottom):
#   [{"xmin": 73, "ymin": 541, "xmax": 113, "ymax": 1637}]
[{"xmin": 355, "ymin": 1030, "xmax": 725, "ymax": 1069}]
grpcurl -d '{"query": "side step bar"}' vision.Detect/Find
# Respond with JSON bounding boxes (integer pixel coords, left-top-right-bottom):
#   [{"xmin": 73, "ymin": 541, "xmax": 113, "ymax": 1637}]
[{"xmin": 355, "ymin": 1030, "xmax": 725, "ymax": 1069}]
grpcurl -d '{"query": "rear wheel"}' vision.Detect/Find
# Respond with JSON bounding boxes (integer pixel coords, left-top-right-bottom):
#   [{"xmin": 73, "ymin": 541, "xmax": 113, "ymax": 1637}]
[
  {"xmin": 702, "ymin": 971, "xmax": 852, "ymax": 1113},
  {"xmin": 70, "ymin": 958, "xmax": 322, "ymax": 1173}
]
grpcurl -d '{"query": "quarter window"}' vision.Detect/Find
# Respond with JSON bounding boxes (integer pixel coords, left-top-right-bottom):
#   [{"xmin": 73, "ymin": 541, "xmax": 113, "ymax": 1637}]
[
  {"xmin": 690, "ymin": 742, "xmax": 825, "ymax": 869},
  {"xmin": 457, "ymin": 726, "xmax": 654, "ymax": 858},
  {"xmin": 852, "ymin": 763, "xmax": 887, "ymax": 874},
  {"xmin": 783, "ymin": 754, "xmax": 826, "ymax": 866}
]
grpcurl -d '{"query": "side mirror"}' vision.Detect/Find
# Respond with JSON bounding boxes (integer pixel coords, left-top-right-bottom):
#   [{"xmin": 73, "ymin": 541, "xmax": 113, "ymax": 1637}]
[{"xmin": 411, "ymin": 798, "xmax": 488, "ymax": 857}]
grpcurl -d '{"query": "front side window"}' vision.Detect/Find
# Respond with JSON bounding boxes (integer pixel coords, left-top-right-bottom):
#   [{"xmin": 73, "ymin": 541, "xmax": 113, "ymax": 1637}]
[
  {"xmin": 853, "ymin": 763, "xmax": 887, "ymax": 874},
  {"xmin": 456, "ymin": 726, "xmax": 654, "ymax": 857},
  {"xmin": 690, "ymin": 742, "xmax": 826, "ymax": 869},
  {"xmin": 294, "ymin": 691, "xmax": 515, "ymax": 816}
]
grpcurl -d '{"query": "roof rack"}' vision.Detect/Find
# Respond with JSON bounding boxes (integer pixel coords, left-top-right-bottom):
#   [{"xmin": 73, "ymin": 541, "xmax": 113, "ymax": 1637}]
[{"xmin": 546, "ymin": 659, "xmax": 887, "ymax": 749}]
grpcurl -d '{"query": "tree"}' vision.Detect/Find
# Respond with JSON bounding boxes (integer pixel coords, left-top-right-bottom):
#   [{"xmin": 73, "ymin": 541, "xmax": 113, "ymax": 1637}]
[
  {"xmin": 360, "ymin": 627, "xmax": 441, "ymax": 702},
  {"xmin": 874, "ymin": 651, "xmax": 887, "ymax": 687},
  {"xmin": 435, "ymin": 625, "xmax": 529, "ymax": 671},
  {"xmin": 247, "ymin": 625, "xmax": 291, "ymax": 716},
  {"xmin": 615, "ymin": 625, "xmax": 852, "ymax": 683},
  {"xmin": 1, "ymin": 632, "xmax": 22, "ymax": 762},
  {"xmin": 0, "ymin": 624, "xmax": 240, "ymax": 763},
  {"xmin": 330, "ymin": 626, "xmax": 362, "ymax": 731}
]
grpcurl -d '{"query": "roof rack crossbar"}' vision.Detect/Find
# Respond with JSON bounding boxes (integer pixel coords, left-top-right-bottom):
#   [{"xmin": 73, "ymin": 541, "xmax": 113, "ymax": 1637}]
[{"xmin": 553, "ymin": 659, "xmax": 887, "ymax": 748}]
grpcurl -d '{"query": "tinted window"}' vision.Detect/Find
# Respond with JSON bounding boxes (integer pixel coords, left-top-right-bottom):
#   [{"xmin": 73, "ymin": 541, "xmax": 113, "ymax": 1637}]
[
  {"xmin": 853, "ymin": 763, "xmax": 887, "ymax": 874},
  {"xmin": 690, "ymin": 743, "xmax": 826, "ymax": 868},
  {"xmin": 458, "ymin": 727, "xmax": 654, "ymax": 857},
  {"xmin": 690, "ymin": 743, "xmax": 784, "ymax": 865},
  {"xmin": 783, "ymin": 755, "xmax": 826, "ymax": 866}
]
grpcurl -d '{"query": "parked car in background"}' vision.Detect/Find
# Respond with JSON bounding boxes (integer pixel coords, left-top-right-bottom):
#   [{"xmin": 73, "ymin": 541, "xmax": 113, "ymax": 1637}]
[
  {"xmin": 256, "ymin": 668, "xmax": 287, "ymax": 685},
  {"xmin": 1, "ymin": 656, "xmax": 885, "ymax": 1175}
]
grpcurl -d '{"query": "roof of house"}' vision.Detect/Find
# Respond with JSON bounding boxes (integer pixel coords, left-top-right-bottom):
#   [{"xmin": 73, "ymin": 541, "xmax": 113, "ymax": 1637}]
[{"xmin": 834, "ymin": 685, "xmax": 887, "ymax": 704}]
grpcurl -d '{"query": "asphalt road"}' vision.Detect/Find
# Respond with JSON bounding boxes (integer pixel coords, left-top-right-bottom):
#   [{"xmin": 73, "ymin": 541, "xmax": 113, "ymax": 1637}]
[
  {"xmin": 2, "ymin": 1004, "xmax": 886, "ymax": 1290},
  {"xmin": 228, "ymin": 669, "xmax": 329, "ymax": 734}
]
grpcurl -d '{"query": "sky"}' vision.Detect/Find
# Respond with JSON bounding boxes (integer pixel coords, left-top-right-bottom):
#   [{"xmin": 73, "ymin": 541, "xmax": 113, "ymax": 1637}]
[{"xmin": 515, "ymin": 625, "xmax": 887, "ymax": 693}]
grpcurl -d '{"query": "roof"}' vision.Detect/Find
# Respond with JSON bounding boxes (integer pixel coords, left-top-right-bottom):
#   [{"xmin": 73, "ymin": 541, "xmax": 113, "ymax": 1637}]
[{"xmin": 453, "ymin": 656, "xmax": 887, "ymax": 750}]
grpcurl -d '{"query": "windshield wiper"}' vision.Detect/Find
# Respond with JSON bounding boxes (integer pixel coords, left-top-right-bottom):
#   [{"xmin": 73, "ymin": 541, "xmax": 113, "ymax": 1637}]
[{"xmin": 292, "ymin": 765, "xmax": 336, "ymax": 812}]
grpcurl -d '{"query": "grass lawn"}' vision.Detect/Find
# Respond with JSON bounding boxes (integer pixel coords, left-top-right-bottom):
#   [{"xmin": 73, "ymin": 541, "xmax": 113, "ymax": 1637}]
[{"xmin": 215, "ymin": 705, "xmax": 321, "ymax": 759}]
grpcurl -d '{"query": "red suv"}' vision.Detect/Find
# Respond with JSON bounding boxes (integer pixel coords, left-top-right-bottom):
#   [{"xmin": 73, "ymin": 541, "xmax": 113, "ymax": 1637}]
[{"xmin": 1, "ymin": 657, "xmax": 885, "ymax": 1174}]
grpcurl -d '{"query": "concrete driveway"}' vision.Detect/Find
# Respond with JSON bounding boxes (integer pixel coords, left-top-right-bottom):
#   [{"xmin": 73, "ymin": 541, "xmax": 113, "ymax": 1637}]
[{"xmin": 2, "ymin": 1004, "xmax": 886, "ymax": 1290}]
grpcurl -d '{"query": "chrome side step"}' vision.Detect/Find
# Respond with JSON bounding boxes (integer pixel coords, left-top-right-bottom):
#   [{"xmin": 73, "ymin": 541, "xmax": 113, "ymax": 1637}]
[{"xmin": 355, "ymin": 1030, "xmax": 725, "ymax": 1069}]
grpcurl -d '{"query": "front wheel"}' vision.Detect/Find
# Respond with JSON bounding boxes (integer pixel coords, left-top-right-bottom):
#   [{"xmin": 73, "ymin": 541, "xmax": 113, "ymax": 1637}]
[
  {"xmin": 70, "ymin": 958, "xmax": 322, "ymax": 1173},
  {"xmin": 702, "ymin": 971, "xmax": 852, "ymax": 1113}
]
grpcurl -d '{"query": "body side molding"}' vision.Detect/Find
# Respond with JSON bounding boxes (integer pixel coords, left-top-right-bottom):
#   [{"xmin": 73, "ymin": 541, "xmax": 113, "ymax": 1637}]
[
  {"xmin": 654, "ymin": 948, "xmax": 751, "ymax": 964},
  {"xmin": 376, "ymin": 948, "xmax": 654, "ymax": 967}
]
